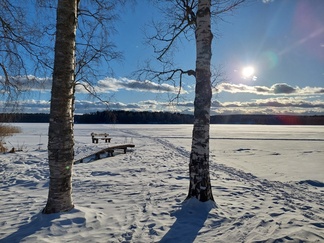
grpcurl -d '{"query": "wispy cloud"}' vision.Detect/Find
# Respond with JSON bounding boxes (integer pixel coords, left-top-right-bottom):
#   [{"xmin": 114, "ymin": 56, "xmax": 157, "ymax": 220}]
[
  {"xmin": 1, "ymin": 76, "xmax": 187, "ymax": 95},
  {"xmin": 0, "ymin": 75, "xmax": 52, "ymax": 91},
  {"xmin": 217, "ymin": 97, "xmax": 324, "ymax": 109},
  {"xmin": 161, "ymin": 97, "xmax": 323, "ymax": 115},
  {"xmin": 2, "ymin": 76, "xmax": 324, "ymax": 115},
  {"xmin": 216, "ymin": 82, "xmax": 324, "ymax": 96},
  {"xmin": 2, "ymin": 96, "xmax": 324, "ymax": 115},
  {"xmin": 77, "ymin": 77, "xmax": 187, "ymax": 94}
]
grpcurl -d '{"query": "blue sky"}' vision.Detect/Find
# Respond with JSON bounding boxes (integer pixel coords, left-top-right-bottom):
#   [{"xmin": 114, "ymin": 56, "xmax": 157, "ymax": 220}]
[{"xmin": 2, "ymin": 0, "xmax": 324, "ymax": 115}]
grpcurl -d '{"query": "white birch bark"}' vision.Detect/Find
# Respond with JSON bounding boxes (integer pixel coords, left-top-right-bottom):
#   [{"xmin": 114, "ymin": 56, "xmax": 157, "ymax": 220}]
[
  {"xmin": 43, "ymin": 0, "xmax": 78, "ymax": 213},
  {"xmin": 187, "ymin": 0, "xmax": 214, "ymax": 202}
]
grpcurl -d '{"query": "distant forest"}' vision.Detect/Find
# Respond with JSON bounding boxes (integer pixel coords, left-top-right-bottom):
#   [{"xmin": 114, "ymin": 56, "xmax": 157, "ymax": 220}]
[{"xmin": 1, "ymin": 110, "xmax": 324, "ymax": 125}]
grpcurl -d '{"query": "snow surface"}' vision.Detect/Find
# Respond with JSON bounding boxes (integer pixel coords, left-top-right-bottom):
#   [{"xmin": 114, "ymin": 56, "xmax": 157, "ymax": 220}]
[{"xmin": 1, "ymin": 123, "xmax": 323, "ymax": 243}]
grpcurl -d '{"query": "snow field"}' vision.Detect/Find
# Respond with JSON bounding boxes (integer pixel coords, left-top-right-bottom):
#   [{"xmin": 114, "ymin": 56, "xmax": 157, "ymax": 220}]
[{"xmin": 1, "ymin": 123, "xmax": 323, "ymax": 242}]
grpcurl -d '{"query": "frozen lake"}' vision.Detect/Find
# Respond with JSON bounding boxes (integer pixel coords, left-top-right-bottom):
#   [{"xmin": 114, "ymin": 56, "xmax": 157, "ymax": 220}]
[
  {"xmin": 8, "ymin": 123, "xmax": 324, "ymax": 182},
  {"xmin": 2, "ymin": 123, "xmax": 324, "ymax": 242}
]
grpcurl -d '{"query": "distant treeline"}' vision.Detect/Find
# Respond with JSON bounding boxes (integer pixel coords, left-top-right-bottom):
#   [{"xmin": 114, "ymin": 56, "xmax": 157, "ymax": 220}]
[{"xmin": 1, "ymin": 111, "xmax": 324, "ymax": 125}]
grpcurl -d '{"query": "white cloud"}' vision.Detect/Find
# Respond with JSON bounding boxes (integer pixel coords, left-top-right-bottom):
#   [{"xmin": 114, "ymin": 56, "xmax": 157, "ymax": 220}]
[
  {"xmin": 216, "ymin": 82, "xmax": 324, "ymax": 96},
  {"xmin": 77, "ymin": 77, "xmax": 187, "ymax": 94},
  {"xmin": 0, "ymin": 75, "xmax": 52, "ymax": 91},
  {"xmin": 1, "ymin": 75, "xmax": 187, "ymax": 95},
  {"xmin": 2, "ymin": 96, "xmax": 324, "ymax": 115},
  {"xmin": 2, "ymin": 77, "xmax": 324, "ymax": 115},
  {"xmin": 210, "ymin": 97, "xmax": 324, "ymax": 115}
]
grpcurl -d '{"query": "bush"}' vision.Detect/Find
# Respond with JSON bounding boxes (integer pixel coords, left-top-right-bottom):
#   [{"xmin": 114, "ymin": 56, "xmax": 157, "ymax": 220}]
[
  {"xmin": 0, "ymin": 124, "xmax": 22, "ymax": 153},
  {"xmin": 0, "ymin": 124, "xmax": 21, "ymax": 138}
]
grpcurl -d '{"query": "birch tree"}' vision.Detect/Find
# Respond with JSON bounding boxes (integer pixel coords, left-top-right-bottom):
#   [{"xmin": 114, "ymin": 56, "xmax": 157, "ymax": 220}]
[
  {"xmin": 42, "ymin": 0, "xmax": 78, "ymax": 213},
  {"xmin": 188, "ymin": 0, "xmax": 213, "ymax": 201},
  {"xmin": 139, "ymin": 0, "xmax": 245, "ymax": 202},
  {"xmin": 42, "ymin": 0, "xmax": 128, "ymax": 213}
]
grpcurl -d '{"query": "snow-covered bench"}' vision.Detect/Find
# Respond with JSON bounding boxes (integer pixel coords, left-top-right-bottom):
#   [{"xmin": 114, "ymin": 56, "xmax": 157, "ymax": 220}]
[
  {"xmin": 91, "ymin": 132, "xmax": 112, "ymax": 143},
  {"xmin": 94, "ymin": 144, "xmax": 135, "ymax": 158},
  {"xmin": 74, "ymin": 144, "xmax": 135, "ymax": 164}
]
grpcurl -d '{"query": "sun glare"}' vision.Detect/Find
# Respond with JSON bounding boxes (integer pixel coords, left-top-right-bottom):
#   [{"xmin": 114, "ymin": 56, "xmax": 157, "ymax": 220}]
[{"xmin": 242, "ymin": 66, "xmax": 255, "ymax": 79}]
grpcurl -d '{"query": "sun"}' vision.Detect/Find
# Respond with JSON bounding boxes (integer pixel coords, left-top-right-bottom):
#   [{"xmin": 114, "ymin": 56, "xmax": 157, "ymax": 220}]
[{"xmin": 242, "ymin": 66, "xmax": 255, "ymax": 79}]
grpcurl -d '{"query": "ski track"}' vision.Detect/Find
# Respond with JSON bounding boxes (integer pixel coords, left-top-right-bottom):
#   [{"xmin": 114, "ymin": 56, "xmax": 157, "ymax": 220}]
[
  {"xmin": 69, "ymin": 129, "xmax": 190, "ymax": 242},
  {"xmin": 122, "ymin": 129, "xmax": 324, "ymax": 242}
]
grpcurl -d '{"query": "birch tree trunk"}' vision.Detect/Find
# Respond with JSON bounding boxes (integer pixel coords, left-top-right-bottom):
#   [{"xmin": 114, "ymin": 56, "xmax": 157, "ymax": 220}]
[
  {"xmin": 186, "ymin": 0, "xmax": 214, "ymax": 202},
  {"xmin": 43, "ymin": 0, "xmax": 78, "ymax": 214}
]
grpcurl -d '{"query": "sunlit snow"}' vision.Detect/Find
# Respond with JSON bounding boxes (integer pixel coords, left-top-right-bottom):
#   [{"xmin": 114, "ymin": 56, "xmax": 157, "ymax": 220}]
[{"xmin": 1, "ymin": 123, "xmax": 323, "ymax": 242}]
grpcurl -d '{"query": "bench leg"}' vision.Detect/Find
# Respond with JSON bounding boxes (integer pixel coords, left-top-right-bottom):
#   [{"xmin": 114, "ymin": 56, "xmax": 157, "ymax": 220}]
[{"xmin": 108, "ymin": 150, "xmax": 114, "ymax": 156}]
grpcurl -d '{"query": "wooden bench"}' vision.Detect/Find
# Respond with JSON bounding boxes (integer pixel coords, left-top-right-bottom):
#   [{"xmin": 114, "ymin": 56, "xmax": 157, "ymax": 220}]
[
  {"xmin": 73, "ymin": 144, "xmax": 135, "ymax": 164},
  {"xmin": 91, "ymin": 132, "xmax": 112, "ymax": 143},
  {"xmin": 95, "ymin": 144, "xmax": 135, "ymax": 158},
  {"xmin": 74, "ymin": 143, "xmax": 135, "ymax": 164}
]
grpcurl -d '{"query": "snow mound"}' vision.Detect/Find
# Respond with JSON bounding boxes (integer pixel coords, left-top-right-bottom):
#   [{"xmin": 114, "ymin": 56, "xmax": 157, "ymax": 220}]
[{"xmin": 298, "ymin": 180, "xmax": 324, "ymax": 187}]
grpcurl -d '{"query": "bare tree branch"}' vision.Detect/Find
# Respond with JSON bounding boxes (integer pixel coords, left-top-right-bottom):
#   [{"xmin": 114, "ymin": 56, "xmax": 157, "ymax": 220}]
[
  {"xmin": 212, "ymin": 0, "xmax": 246, "ymax": 15},
  {"xmin": 140, "ymin": 0, "xmax": 247, "ymax": 97},
  {"xmin": 147, "ymin": 0, "xmax": 198, "ymax": 61},
  {"xmin": 72, "ymin": 0, "xmax": 126, "ymax": 103},
  {"xmin": 0, "ymin": 0, "xmax": 53, "ymax": 109}
]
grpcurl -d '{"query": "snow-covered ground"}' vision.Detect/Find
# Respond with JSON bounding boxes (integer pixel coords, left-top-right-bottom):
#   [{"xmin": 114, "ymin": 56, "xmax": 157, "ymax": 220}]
[{"xmin": 1, "ymin": 123, "xmax": 323, "ymax": 243}]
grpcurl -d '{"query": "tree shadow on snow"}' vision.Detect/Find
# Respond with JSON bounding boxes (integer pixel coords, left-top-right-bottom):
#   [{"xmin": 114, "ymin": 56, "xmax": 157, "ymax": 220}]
[
  {"xmin": 1, "ymin": 208, "xmax": 84, "ymax": 242},
  {"xmin": 160, "ymin": 198, "xmax": 220, "ymax": 243}
]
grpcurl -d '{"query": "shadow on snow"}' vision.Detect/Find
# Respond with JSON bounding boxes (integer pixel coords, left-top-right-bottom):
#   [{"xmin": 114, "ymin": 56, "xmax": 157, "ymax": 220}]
[
  {"xmin": 1, "ymin": 208, "xmax": 84, "ymax": 242},
  {"xmin": 160, "ymin": 198, "xmax": 223, "ymax": 243}
]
